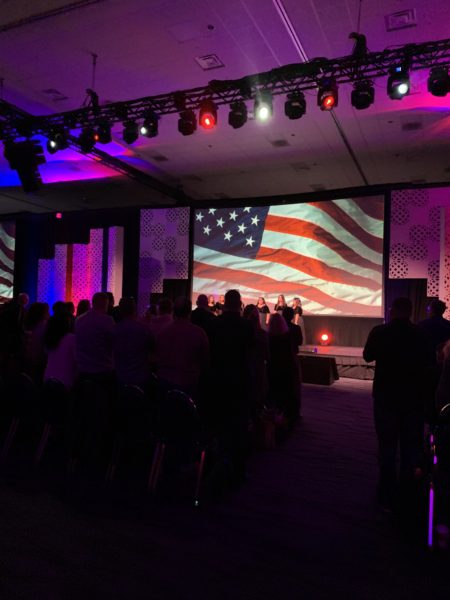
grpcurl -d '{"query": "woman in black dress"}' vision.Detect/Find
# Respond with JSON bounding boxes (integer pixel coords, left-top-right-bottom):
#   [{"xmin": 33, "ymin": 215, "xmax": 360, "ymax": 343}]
[
  {"xmin": 274, "ymin": 294, "xmax": 287, "ymax": 313},
  {"xmin": 257, "ymin": 296, "xmax": 270, "ymax": 325},
  {"xmin": 215, "ymin": 294, "xmax": 225, "ymax": 315},
  {"xmin": 292, "ymin": 297, "xmax": 306, "ymax": 344}
]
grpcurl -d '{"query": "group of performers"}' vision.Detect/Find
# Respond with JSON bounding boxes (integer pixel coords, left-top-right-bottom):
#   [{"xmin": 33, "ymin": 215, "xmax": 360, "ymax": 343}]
[{"xmin": 206, "ymin": 293, "xmax": 303, "ymax": 321}]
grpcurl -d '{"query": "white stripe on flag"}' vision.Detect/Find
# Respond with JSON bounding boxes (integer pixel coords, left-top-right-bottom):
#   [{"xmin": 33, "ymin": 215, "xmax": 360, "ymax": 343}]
[
  {"xmin": 0, "ymin": 248, "xmax": 14, "ymax": 270},
  {"xmin": 0, "ymin": 226, "xmax": 15, "ymax": 251},
  {"xmin": 332, "ymin": 199, "xmax": 383, "ymax": 236},
  {"xmin": 0, "ymin": 268, "xmax": 14, "ymax": 283}
]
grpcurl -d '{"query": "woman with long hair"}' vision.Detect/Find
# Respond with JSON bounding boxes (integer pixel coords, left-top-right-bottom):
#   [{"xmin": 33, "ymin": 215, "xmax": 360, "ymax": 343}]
[
  {"xmin": 274, "ymin": 294, "xmax": 287, "ymax": 313},
  {"xmin": 76, "ymin": 299, "xmax": 90, "ymax": 318},
  {"xmin": 292, "ymin": 296, "xmax": 306, "ymax": 344},
  {"xmin": 256, "ymin": 296, "xmax": 270, "ymax": 325},
  {"xmin": 44, "ymin": 312, "xmax": 77, "ymax": 389}
]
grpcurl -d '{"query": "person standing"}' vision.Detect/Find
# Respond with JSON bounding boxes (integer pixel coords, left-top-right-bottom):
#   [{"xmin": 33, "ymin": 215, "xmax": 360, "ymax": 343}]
[{"xmin": 363, "ymin": 297, "xmax": 431, "ymax": 510}]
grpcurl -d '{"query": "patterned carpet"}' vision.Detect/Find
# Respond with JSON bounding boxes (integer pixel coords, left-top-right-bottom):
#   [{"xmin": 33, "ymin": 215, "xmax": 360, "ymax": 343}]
[{"xmin": 0, "ymin": 379, "xmax": 449, "ymax": 599}]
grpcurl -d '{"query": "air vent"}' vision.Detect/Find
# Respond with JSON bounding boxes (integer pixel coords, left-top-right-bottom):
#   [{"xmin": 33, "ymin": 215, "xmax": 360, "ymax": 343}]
[
  {"xmin": 290, "ymin": 162, "xmax": 311, "ymax": 172},
  {"xmin": 270, "ymin": 139, "xmax": 290, "ymax": 148},
  {"xmin": 151, "ymin": 154, "xmax": 169, "ymax": 162},
  {"xmin": 183, "ymin": 175, "xmax": 203, "ymax": 182},
  {"xmin": 195, "ymin": 54, "xmax": 224, "ymax": 71},
  {"xmin": 42, "ymin": 88, "xmax": 68, "ymax": 101},
  {"xmin": 385, "ymin": 9, "xmax": 416, "ymax": 32},
  {"xmin": 402, "ymin": 122, "xmax": 423, "ymax": 132}
]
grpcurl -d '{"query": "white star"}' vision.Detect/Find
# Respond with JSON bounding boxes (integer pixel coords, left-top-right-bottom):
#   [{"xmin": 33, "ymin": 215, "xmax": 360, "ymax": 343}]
[
  {"xmin": 229, "ymin": 210, "xmax": 238, "ymax": 221},
  {"xmin": 243, "ymin": 207, "xmax": 251, "ymax": 213},
  {"xmin": 224, "ymin": 230, "xmax": 232, "ymax": 241},
  {"xmin": 245, "ymin": 236, "xmax": 255, "ymax": 247},
  {"xmin": 208, "ymin": 208, "xmax": 217, "ymax": 214},
  {"xmin": 203, "ymin": 225, "xmax": 211, "ymax": 235},
  {"xmin": 216, "ymin": 217, "xmax": 224, "ymax": 228},
  {"xmin": 196, "ymin": 212, "xmax": 204, "ymax": 222},
  {"xmin": 237, "ymin": 223, "xmax": 247, "ymax": 234},
  {"xmin": 251, "ymin": 215, "xmax": 260, "ymax": 226}
]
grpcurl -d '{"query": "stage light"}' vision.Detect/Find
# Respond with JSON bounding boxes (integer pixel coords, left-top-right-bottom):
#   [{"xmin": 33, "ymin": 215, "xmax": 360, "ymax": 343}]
[
  {"xmin": 228, "ymin": 101, "xmax": 247, "ymax": 129},
  {"xmin": 46, "ymin": 129, "xmax": 68, "ymax": 154},
  {"xmin": 317, "ymin": 79, "xmax": 338, "ymax": 111},
  {"xmin": 140, "ymin": 113, "xmax": 159, "ymax": 138},
  {"xmin": 319, "ymin": 333, "xmax": 330, "ymax": 346},
  {"xmin": 387, "ymin": 66, "xmax": 410, "ymax": 99},
  {"xmin": 428, "ymin": 66, "xmax": 450, "ymax": 97},
  {"xmin": 123, "ymin": 120, "xmax": 139, "ymax": 144},
  {"xmin": 78, "ymin": 127, "xmax": 97, "ymax": 153},
  {"xmin": 199, "ymin": 99, "xmax": 217, "ymax": 129},
  {"xmin": 96, "ymin": 120, "xmax": 112, "ymax": 144},
  {"xmin": 178, "ymin": 110, "xmax": 197, "ymax": 136},
  {"xmin": 4, "ymin": 139, "xmax": 46, "ymax": 192},
  {"xmin": 351, "ymin": 80, "xmax": 375, "ymax": 110},
  {"xmin": 56, "ymin": 212, "xmax": 63, "ymax": 219},
  {"xmin": 284, "ymin": 91, "xmax": 306, "ymax": 119},
  {"xmin": 254, "ymin": 91, "xmax": 273, "ymax": 122}
]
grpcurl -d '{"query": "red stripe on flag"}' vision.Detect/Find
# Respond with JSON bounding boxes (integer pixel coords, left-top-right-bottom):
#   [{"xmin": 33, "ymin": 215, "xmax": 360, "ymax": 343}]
[
  {"xmin": 312, "ymin": 201, "xmax": 382, "ymax": 253},
  {"xmin": 0, "ymin": 276, "xmax": 13, "ymax": 287},
  {"xmin": 351, "ymin": 197, "xmax": 385, "ymax": 221},
  {"xmin": 264, "ymin": 214, "xmax": 382, "ymax": 272},
  {"xmin": 256, "ymin": 247, "xmax": 380, "ymax": 291},
  {"xmin": 193, "ymin": 261, "xmax": 380, "ymax": 316},
  {"xmin": 0, "ymin": 240, "xmax": 15, "ymax": 262}
]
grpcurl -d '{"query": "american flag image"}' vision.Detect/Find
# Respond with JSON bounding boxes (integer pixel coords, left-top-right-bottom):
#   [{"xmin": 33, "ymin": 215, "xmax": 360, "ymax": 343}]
[
  {"xmin": 0, "ymin": 221, "xmax": 15, "ymax": 303},
  {"xmin": 192, "ymin": 198, "xmax": 384, "ymax": 316}
]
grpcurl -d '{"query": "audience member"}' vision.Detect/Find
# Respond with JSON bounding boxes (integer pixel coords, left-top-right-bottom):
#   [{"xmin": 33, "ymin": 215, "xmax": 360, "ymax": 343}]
[
  {"xmin": 243, "ymin": 304, "xmax": 269, "ymax": 413},
  {"xmin": 74, "ymin": 292, "xmax": 115, "ymax": 379},
  {"xmin": 76, "ymin": 299, "xmax": 90, "ymax": 318},
  {"xmin": 191, "ymin": 293, "xmax": 216, "ymax": 335},
  {"xmin": 267, "ymin": 313, "xmax": 299, "ymax": 425},
  {"xmin": 418, "ymin": 299, "xmax": 450, "ymax": 362},
  {"xmin": 207, "ymin": 289, "xmax": 254, "ymax": 483},
  {"xmin": 52, "ymin": 301, "xmax": 68, "ymax": 317},
  {"xmin": 0, "ymin": 293, "xmax": 28, "ymax": 375},
  {"xmin": 282, "ymin": 306, "xmax": 303, "ymax": 353},
  {"xmin": 149, "ymin": 297, "xmax": 173, "ymax": 337},
  {"xmin": 155, "ymin": 297, "xmax": 209, "ymax": 398},
  {"xmin": 44, "ymin": 312, "xmax": 77, "ymax": 389},
  {"xmin": 363, "ymin": 297, "xmax": 432, "ymax": 510},
  {"xmin": 113, "ymin": 297, "xmax": 155, "ymax": 388},
  {"xmin": 24, "ymin": 302, "xmax": 50, "ymax": 382}
]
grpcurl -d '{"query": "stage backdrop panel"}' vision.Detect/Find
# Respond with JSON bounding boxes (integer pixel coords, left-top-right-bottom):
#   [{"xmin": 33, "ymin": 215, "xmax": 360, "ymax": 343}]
[
  {"xmin": 192, "ymin": 197, "xmax": 384, "ymax": 317},
  {"xmin": 389, "ymin": 187, "xmax": 450, "ymax": 297},
  {"xmin": 0, "ymin": 221, "xmax": 16, "ymax": 303},
  {"xmin": 138, "ymin": 208, "xmax": 189, "ymax": 314},
  {"xmin": 37, "ymin": 227, "xmax": 123, "ymax": 308}
]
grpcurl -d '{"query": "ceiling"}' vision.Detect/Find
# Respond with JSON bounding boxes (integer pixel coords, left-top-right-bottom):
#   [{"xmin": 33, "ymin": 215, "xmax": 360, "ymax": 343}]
[{"xmin": 0, "ymin": 0, "xmax": 450, "ymax": 214}]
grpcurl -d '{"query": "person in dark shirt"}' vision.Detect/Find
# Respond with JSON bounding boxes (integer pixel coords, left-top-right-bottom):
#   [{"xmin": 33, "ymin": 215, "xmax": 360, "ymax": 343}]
[
  {"xmin": 191, "ymin": 294, "xmax": 216, "ymax": 336},
  {"xmin": 418, "ymin": 299, "xmax": 450, "ymax": 362},
  {"xmin": 214, "ymin": 294, "xmax": 225, "ymax": 315},
  {"xmin": 207, "ymin": 289, "xmax": 254, "ymax": 484},
  {"xmin": 363, "ymin": 297, "xmax": 432, "ymax": 509},
  {"xmin": 274, "ymin": 294, "xmax": 287, "ymax": 313}
]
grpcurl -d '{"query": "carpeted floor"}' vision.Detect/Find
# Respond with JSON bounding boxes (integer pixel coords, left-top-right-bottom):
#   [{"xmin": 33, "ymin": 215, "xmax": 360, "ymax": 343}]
[{"xmin": 0, "ymin": 379, "xmax": 449, "ymax": 599}]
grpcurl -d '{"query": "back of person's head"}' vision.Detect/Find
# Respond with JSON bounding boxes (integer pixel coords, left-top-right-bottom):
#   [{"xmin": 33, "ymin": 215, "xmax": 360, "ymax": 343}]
[
  {"xmin": 106, "ymin": 292, "xmax": 115, "ymax": 309},
  {"xmin": 174, "ymin": 296, "xmax": 191, "ymax": 319},
  {"xmin": 429, "ymin": 299, "xmax": 446, "ymax": 317},
  {"xmin": 92, "ymin": 292, "xmax": 109, "ymax": 313},
  {"xmin": 243, "ymin": 304, "xmax": 260, "ymax": 330},
  {"xmin": 25, "ymin": 302, "xmax": 49, "ymax": 330},
  {"xmin": 390, "ymin": 297, "xmax": 412, "ymax": 320},
  {"xmin": 158, "ymin": 297, "xmax": 173, "ymax": 316},
  {"xmin": 66, "ymin": 301, "xmax": 75, "ymax": 316},
  {"xmin": 282, "ymin": 306, "xmax": 294, "ymax": 324},
  {"xmin": 17, "ymin": 292, "xmax": 29, "ymax": 308},
  {"xmin": 45, "ymin": 313, "xmax": 71, "ymax": 350},
  {"xmin": 53, "ymin": 301, "xmax": 69, "ymax": 317},
  {"xmin": 224, "ymin": 289, "xmax": 242, "ymax": 312},
  {"xmin": 269, "ymin": 312, "xmax": 289, "ymax": 335},
  {"xmin": 118, "ymin": 296, "xmax": 136, "ymax": 319},
  {"xmin": 76, "ymin": 299, "xmax": 90, "ymax": 317},
  {"xmin": 196, "ymin": 294, "xmax": 208, "ymax": 309}
]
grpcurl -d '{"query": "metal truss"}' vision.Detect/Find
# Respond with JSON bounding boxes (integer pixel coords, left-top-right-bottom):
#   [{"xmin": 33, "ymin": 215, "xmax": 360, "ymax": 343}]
[{"xmin": 1, "ymin": 36, "xmax": 450, "ymax": 140}]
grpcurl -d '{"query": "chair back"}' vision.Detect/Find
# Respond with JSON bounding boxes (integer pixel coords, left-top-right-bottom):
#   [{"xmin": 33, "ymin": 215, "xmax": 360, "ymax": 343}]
[
  {"xmin": 115, "ymin": 384, "xmax": 153, "ymax": 442},
  {"xmin": 157, "ymin": 389, "xmax": 200, "ymax": 444}
]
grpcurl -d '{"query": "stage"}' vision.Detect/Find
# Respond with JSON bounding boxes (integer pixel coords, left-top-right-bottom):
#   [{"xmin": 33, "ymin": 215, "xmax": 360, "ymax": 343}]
[{"xmin": 298, "ymin": 345, "xmax": 374, "ymax": 384}]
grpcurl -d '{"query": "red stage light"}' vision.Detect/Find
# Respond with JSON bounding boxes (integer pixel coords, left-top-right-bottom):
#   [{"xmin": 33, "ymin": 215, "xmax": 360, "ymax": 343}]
[
  {"xmin": 321, "ymin": 94, "xmax": 335, "ymax": 110},
  {"xmin": 56, "ymin": 212, "xmax": 63, "ymax": 219},
  {"xmin": 199, "ymin": 99, "xmax": 217, "ymax": 129},
  {"xmin": 320, "ymin": 333, "xmax": 330, "ymax": 345},
  {"xmin": 200, "ymin": 113, "xmax": 215, "ymax": 129}
]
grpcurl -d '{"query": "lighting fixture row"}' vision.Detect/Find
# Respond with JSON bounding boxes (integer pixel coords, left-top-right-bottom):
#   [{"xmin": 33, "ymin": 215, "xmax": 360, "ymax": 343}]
[{"xmin": 45, "ymin": 65, "xmax": 450, "ymax": 151}]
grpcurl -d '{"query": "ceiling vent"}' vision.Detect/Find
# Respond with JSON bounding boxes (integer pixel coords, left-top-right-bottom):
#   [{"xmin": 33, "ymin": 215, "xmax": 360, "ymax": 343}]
[
  {"xmin": 385, "ymin": 9, "xmax": 417, "ymax": 32},
  {"xmin": 402, "ymin": 121, "xmax": 423, "ymax": 132},
  {"xmin": 270, "ymin": 139, "xmax": 290, "ymax": 148},
  {"xmin": 195, "ymin": 54, "xmax": 224, "ymax": 71}
]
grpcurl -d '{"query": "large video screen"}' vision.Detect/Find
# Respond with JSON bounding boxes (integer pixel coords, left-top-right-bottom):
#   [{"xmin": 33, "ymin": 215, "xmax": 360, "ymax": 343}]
[
  {"xmin": 0, "ymin": 221, "xmax": 15, "ymax": 303},
  {"xmin": 192, "ymin": 197, "xmax": 384, "ymax": 317}
]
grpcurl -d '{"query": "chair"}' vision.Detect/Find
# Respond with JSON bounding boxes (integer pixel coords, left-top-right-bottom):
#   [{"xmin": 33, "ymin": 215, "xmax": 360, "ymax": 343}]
[
  {"xmin": 0, "ymin": 372, "xmax": 39, "ymax": 464},
  {"xmin": 105, "ymin": 384, "xmax": 155, "ymax": 483},
  {"xmin": 148, "ymin": 388, "xmax": 207, "ymax": 507},
  {"xmin": 34, "ymin": 378, "xmax": 69, "ymax": 466}
]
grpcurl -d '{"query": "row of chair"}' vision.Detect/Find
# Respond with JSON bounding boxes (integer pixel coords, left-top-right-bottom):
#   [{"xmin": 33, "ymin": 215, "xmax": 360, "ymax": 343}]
[{"xmin": 0, "ymin": 373, "xmax": 208, "ymax": 506}]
